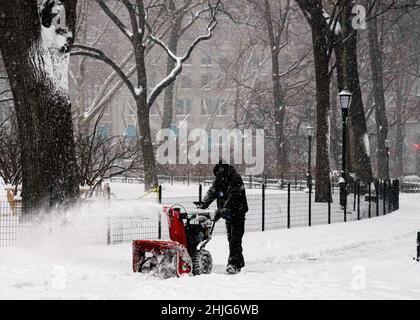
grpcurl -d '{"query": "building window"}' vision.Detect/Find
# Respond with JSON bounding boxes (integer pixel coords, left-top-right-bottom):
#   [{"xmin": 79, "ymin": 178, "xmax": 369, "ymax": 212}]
[
  {"xmin": 180, "ymin": 73, "xmax": 192, "ymax": 89},
  {"xmin": 201, "ymin": 97, "xmax": 228, "ymax": 116},
  {"xmin": 176, "ymin": 99, "xmax": 192, "ymax": 115},
  {"xmin": 98, "ymin": 123, "xmax": 111, "ymax": 139},
  {"xmin": 150, "ymin": 101, "xmax": 160, "ymax": 116},
  {"xmin": 218, "ymin": 103, "xmax": 228, "ymax": 116},
  {"xmin": 124, "ymin": 124, "xmax": 138, "ymax": 141},
  {"xmin": 201, "ymin": 55, "xmax": 212, "ymax": 66},
  {"xmin": 201, "ymin": 74, "xmax": 212, "ymax": 90},
  {"xmin": 148, "ymin": 70, "xmax": 157, "ymax": 90}
]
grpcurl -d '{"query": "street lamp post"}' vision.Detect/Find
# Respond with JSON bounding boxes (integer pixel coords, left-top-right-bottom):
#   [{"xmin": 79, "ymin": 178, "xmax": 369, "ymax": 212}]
[
  {"xmin": 306, "ymin": 126, "xmax": 314, "ymax": 191},
  {"xmin": 339, "ymin": 89, "xmax": 352, "ymax": 209},
  {"xmin": 385, "ymin": 139, "xmax": 390, "ymax": 180}
]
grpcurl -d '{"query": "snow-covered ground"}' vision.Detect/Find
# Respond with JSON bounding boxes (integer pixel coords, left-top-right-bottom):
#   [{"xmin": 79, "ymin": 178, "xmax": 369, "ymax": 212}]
[{"xmin": 0, "ymin": 193, "xmax": 419, "ymax": 300}]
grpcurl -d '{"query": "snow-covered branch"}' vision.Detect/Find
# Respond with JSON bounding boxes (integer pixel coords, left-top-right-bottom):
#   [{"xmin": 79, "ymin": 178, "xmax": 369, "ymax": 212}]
[
  {"xmin": 93, "ymin": 0, "xmax": 133, "ymax": 41},
  {"xmin": 0, "ymin": 89, "xmax": 11, "ymax": 97},
  {"xmin": 146, "ymin": 0, "xmax": 221, "ymax": 108},
  {"xmin": 71, "ymin": 44, "xmax": 137, "ymax": 112}
]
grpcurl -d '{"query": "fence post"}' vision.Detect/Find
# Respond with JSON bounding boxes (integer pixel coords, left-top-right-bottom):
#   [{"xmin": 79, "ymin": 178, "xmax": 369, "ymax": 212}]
[
  {"xmin": 383, "ymin": 180, "xmax": 387, "ymax": 215},
  {"xmin": 395, "ymin": 180, "xmax": 400, "ymax": 211},
  {"xmin": 376, "ymin": 180, "xmax": 380, "ymax": 217},
  {"xmin": 158, "ymin": 185, "xmax": 162, "ymax": 239},
  {"xmin": 388, "ymin": 179, "xmax": 392, "ymax": 213},
  {"xmin": 368, "ymin": 182, "xmax": 371, "ymax": 219},
  {"xmin": 344, "ymin": 182, "xmax": 347, "ymax": 223},
  {"xmin": 308, "ymin": 182, "xmax": 312, "ymax": 227},
  {"xmin": 249, "ymin": 175, "xmax": 253, "ymax": 189},
  {"xmin": 328, "ymin": 182, "xmax": 331, "ymax": 225},
  {"xmin": 287, "ymin": 183, "xmax": 291, "ymax": 229},
  {"xmin": 357, "ymin": 181, "xmax": 360, "ymax": 220},
  {"xmin": 353, "ymin": 180, "xmax": 357, "ymax": 212},
  {"xmin": 187, "ymin": 168, "xmax": 190, "ymax": 186},
  {"xmin": 107, "ymin": 217, "xmax": 111, "ymax": 245},
  {"xmin": 295, "ymin": 176, "xmax": 297, "ymax": 191},
  {"xmin": 262, "ymin": 183, "xmax": 265, "ymax": 232},
  {"xmin": 171, "ymin": 172, "xmax": 174, "ymax": 186},
  {"xmin": 199, "ymin": 184, "xmax": 202, "ymax": 203}
]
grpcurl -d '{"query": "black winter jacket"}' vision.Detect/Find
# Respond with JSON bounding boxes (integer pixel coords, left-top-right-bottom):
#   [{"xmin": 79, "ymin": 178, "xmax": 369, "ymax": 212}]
[{"xmin": 202, "ymin": 162, "xmax": 248, "ymax": 217}]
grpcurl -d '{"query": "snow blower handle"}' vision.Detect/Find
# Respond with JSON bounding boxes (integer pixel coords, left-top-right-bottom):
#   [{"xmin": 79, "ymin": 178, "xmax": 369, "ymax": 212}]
[{"xmin": 193, "ymin": 201, "xmax": 207, "ymax": 210}]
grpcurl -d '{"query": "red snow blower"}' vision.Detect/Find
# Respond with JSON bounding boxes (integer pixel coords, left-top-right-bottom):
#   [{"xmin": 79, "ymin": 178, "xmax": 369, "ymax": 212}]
[{"xmin": 132, "ymin": 204, "xmax": 217, "ymax": 278}]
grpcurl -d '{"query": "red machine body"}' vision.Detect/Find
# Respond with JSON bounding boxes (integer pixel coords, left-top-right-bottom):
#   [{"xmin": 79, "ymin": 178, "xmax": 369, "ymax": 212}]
[
  {"xmin": 132, "ymin": 205, "xmax": 214, "ymax": 278},
  {"xmin": 132, "ymin": 206, "xmax": 192, "ymax": 277}
]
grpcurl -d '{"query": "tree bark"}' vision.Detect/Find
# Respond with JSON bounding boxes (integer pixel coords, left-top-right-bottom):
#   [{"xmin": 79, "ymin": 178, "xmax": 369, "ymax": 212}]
[
  {"xmin": 295, "ymin": 0, "xmax": 331, "ymax": 202},
  {"xmin": 133, "ymin": 0, "xmax": 158, "ymax": 191},
  {"xmin": 394, "ymin": 78, "xmax": 405, "ymax": 178},
  {"xmin": 161, "ymin": 2, "xmax": 182, "ymax": 130},
  {"xmin": 311, "ymin": 21, "xmax": 331, "ymax": 202},
  {"xmin": 0, "ymin": 0, "xmax": 79, "ymax": 211},
  {"xmin": 340, "ymin": 1, "xmax": 373, "ymax": 184},
  {"xmin": 367, "ymin": 0, "xmax": 389, "ymax": 180},
  {"xmin": 263, "ymin": 0, "xmax": 289, "ymax": 178},
  {"xmin": 329, "ymin": 77, "xmax": 341, "ymax": 170}
]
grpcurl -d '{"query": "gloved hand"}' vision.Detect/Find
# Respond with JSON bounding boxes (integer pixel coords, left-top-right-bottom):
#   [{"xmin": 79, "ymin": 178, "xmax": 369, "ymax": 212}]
[
  {"xmin": 193, "ymin": 201, "xmax": 207, "ymax": 209},
  {"xmin": 215, "ymin": 208, "xmax": 232, "ymax": 221}
]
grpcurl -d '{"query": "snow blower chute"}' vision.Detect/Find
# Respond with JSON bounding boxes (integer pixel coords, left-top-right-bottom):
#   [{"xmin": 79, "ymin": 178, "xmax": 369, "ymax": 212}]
[{"xmin": 133, "ymin": 205, "xmax": 217, "ymax": 278}]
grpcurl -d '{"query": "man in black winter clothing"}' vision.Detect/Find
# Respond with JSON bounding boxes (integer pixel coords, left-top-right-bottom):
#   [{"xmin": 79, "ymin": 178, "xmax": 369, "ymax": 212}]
[{"xmin": 198, "ymin": 160, "xmax": 248, "ymax": 274}]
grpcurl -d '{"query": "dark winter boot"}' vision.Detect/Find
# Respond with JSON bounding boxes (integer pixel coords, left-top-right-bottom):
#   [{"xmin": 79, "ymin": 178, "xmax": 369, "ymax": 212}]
[{"xmin": 226, "ymin": 264, "xmax": 240, "ymax": 274}]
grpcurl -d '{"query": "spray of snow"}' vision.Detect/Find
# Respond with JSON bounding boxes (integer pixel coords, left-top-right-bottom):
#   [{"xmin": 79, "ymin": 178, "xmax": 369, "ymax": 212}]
[{"xmin": 15, "ymin": 199, "xmax": 164, "ymax": 248}]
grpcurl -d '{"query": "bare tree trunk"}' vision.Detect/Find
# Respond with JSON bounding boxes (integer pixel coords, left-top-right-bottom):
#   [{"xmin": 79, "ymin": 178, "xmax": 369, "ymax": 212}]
[
  {"xmin": 263, "ymin": 0, "xmax": 289, "ymax": 178},
  {"xmin": 295, "ymin": 0, "xmax": 332, "ymax": 202},
  {"xmin": 394, "ymin": 79, "xmax": 405, "ymax": 177},
  {"xmin": 312, "ymin": 24, "xmax": 331, "ymax": 202},
  {"xmin": 330, "ymin": 78, "xmax": 341, "ymax": 170},
  {"xmin": 367, "ymin": 0, "xmax": 389, "ymax": 180},
  {"xmin": 0, "ymin": 0, "xmax": 79, "ymax": 210},
  {"xmin": 161, "ymin": 4, "xmax": 182, "ymax": 130},
  {"xmin": 133, "ymin": 0, "xmax": 158, "ymax": 191},
  {"xmin": 341, "ymin": 1, "xmax": 373, "ymax": 184},
  {"xmin": 272, "ymin": 52, "xmax": 288, "ymax": 178},
  {"xmin": 137, "ymin": 97, "xmax": 158, "ymax": 190}
]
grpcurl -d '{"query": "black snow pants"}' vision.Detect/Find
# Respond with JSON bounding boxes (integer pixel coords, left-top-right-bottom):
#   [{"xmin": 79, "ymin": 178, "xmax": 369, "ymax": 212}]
[{"xmin": 225, "ymin": 216, "xmax": 245, "ymax": 269}]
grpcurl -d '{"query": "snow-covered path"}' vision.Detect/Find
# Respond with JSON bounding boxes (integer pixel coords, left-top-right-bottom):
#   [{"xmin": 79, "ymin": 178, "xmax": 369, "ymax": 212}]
[{"xmin": 0, "ymin": 193, "xmax": 419, "ymax": 300}]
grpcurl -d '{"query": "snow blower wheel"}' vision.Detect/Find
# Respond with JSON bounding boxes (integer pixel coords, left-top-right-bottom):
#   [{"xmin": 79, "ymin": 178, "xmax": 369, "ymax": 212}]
[{"xmin": 192, "ymin": 249, "xmax": 213, "ymax": 275}]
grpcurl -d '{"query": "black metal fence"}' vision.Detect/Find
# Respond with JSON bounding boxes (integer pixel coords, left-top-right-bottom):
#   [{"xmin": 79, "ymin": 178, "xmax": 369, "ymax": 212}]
[
  {"xmin": 110, "ymin": 174, "xmax": 309, "ymax": 190},
  {"xmin": 160, "ymin": 179, "xmax": 400, "ymax": 235},
  {"xmin": 0, "ymin": 179, "xmax": 400, "ymax": 247}
]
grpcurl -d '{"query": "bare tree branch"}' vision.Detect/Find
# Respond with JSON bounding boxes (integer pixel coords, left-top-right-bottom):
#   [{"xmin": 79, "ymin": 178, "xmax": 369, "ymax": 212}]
[{"xmin": 94, "ymin": 0, "xmax": 133, "ymax": 41}]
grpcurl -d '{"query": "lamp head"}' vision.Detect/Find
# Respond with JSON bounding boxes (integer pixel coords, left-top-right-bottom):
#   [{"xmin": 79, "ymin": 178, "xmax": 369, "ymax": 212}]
[
  {"xmin": 339, "ymin": 89, "xmax": 352, "ymax": 111},
  {"xmin": 306, "ymin": 126, "xmax": 315, "ymax": 137}
]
